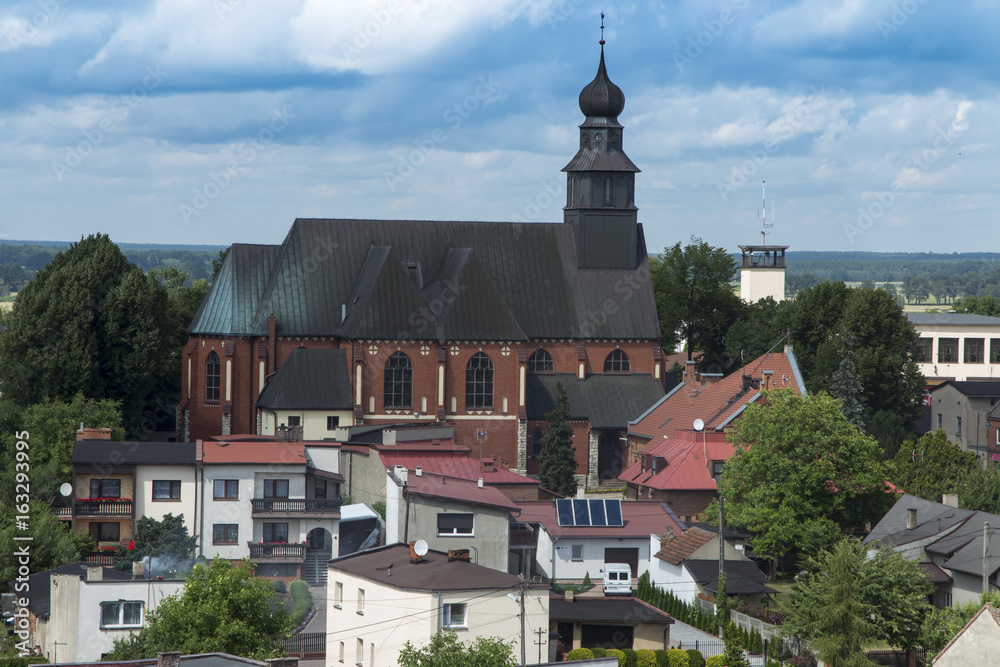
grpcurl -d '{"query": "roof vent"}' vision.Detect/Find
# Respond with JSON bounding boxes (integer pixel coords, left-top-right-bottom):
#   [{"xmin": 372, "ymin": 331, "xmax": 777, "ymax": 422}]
[
  {"xmin": 478, "ymin": 478, "xmax": 484, "ymax": 488},
  {"xmin": 415, "ymin": 466, "xmax": 422, "ymax": 476}
]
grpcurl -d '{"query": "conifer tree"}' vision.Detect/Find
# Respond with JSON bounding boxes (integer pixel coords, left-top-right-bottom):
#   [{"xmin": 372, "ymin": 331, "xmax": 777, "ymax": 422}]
[
  {"xmin": 538, "ymin": 383, "xmax": 578, "ymax": 496},
  {"xmin": 830, "ymin": 329, "xmax": 866, "ymax": 429}
]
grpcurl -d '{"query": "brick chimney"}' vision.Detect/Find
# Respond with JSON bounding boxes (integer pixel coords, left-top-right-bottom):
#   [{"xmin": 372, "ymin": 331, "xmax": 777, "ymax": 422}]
[
  {"xmin": 76, "ymin": 427, "xmax": 112, "ymax": 441},
  {"xmin": 157, "ymin": 653, "xmax": 181, "ymax": 667},
  {"xmin": 86, "ymin": 566, "xmax": 103, "ymax": 582},
  {"xmin": 942, "ymin": 494, "xmax": 959, "ymax": 508}
]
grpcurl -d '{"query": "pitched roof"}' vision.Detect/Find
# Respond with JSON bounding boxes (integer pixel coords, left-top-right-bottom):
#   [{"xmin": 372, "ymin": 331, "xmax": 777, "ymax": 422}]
[
  {"xmin": 932, "ymin": 380, "xmax": 1000, "ymax": 398},
  {"xmin": 380, "ymin": 452, "xmax": 539, "ymax": 486},
  {"xmin": 72, "ymin": 441, "xmax": 197, "ymax": 473},
  {"xmin": 396, "ymin": 469, "xmax": 519, "ymax": 512},
  {"xmin": 683, "ymin": 559, "xmax": 776, "ymax": 595},
  {"xmin": 10, "ymin": 562, "xmax": 133, "ymax": 619},
  {"xmin": 514, "ymin": 500, "xmax": 684, "ymax": 538},
  {"xmin": 549, "ymin": 596, "xmax": 673, "ymax": 624},
  {"xmin": 189, "ymin": 219, "xmax": 659, "ymax": 341},
  {"xmin": 619, "ymin": 429, "xmax": 731, "ymax": 491},
  {"xmin": 202, "ymin": 441, "xmax": 307, "ymax": 465},
  {"xmin": 526, "ymin": 373, "xmax": 665, "ymax": 429},
  {"xmin": 628, "ymin": 350, "xmax": 806, "ymax": 441},
  {"xmin": 329, "ymin": 543, "xmax": 547, "ymax": 591},
  {"xmin": 654, "ymin": 527, "xmax": 715, "ymax": 565},
  {"xmin": 907, "ymin": 313, "xmax": 1000, "ymax": 326},
  {"xmin": 933, "ymin": 603, "xmax": 1000, "ymax": 664},
  {"xmin": 256, "ymin": 348, "xmax": 352, "ymax": 410}
]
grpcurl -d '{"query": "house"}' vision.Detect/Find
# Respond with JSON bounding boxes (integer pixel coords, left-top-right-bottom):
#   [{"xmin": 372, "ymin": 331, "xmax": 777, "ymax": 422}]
[
  {"xmin": 176, "ymin": 45, "xmax": 667, "ymax": 490},
  {"xmin": 199, "ymin": 439, "xmax": 343, "ymax": 584},
  {"xmin": 513, "ymin": 499, "xmax": 685, "ymax": 584},
  {"xmin": 927, "ymin": 381, "xmax": 1000, "ymax": 455},
  {"xmin": 908, "ymin": 312, "xmax": 1000, "ymax": 383},
  {"xmin": 932, "ymin": 603, "xmax": 1000, "ymax": 666},
  {"xmin": 11, "ymin": 562, "xmax": 183, "ymax": 663},
  {"xmin": 327, "ymin": 543, "xmax": 549, "ymax": 666},
  {"xmin": 648, "ymin": 526, "xmax": 774, "ymax": 606},
  {"xmin": 36, "ymin": 652, "xmax": 297, "ymax": 667},
  {"xmin": 549, "ymin": 594, "xmax": 673, "ymax": 653},
  {"xmin": 255, "ymin": 347, "xmax": 354, "ymax": 439},
  {"xmin": 863, "ymin": 493, "xmax": 1000, "ymax": 607}
]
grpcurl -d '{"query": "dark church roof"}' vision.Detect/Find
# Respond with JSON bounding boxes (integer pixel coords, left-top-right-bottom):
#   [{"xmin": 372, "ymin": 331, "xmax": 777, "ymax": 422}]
[
  {"xmin": 190, "ymin": 219, "xmax": 658, "ymax": 341},
  {"xmin": 256, "ymin": 348, "xmax": 353, "ymax": 410},
  {"xmin": 526, "ymin": 372, "xmax": 665, "ymax": 429}
]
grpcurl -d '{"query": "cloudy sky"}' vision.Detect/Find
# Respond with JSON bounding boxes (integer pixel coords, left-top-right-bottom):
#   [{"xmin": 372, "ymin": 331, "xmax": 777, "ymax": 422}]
[{"xmin": 0, "ymin": 0, "xmax": 995, "ymax": 252}]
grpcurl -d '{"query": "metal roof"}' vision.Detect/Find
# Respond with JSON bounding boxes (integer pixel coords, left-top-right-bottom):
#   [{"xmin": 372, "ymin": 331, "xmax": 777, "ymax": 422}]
[
  {"xmin": 12, "ymin": 562, "xmax": 133, "ymax": 619},
  {"xmin": 72, "ymin": 441, "xmax": 197, "ymax": 467},
  {"xmin": 907, "ymin": 313, "xmax": 1000, "ymax": 326},
  {"xmin": 525, "ymin": 373, "xmax": 665, "ymax": 429},
  {"xmin": 684, "ymin": 559, "xmax": 776, "ymax": 595},
  {"xmin": 256, "ymin": 348, "xmax": 352, "ymax": 410},
  {"xmin": 549, "ymin": 596, "xmax": 674, "ymax": 624},
  {"xmin": 188, "ymin": 244, "xmax": 280, "ymax": 335}
]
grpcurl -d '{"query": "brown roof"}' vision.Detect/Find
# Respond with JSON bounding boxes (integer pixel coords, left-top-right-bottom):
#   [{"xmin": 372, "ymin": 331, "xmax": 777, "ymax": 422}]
[
  {"xmin": 400, "ymin": 470, "xmax": 518, "ymax": 512},
  {"xmin": 620, "ymin": 430, "xmax": 731, "ymax": 491},
  {"xmin": 201, "ymin": 441, "xmax": 307, "ymax": 465},
  {"xmin": 549, "ymin": 595, "xmax": 674, "ymax": 624},
  {"xmin": 917, "ymin": 561, "xmax": 953, "ymax": 583},
  {"xmin": 381, "ymin": 453, "xmax": 539, "ymax": 486},
  {"xmin": 514, "ymin": 500, "xmax": 683, "ymax": 538},
  {"xmin": 330, "ymin": 543, "xmax": 547, "ymax": 591},
  {"xmin": 654, "ymin": 527, "xmax": 715, "ymax": 565}
]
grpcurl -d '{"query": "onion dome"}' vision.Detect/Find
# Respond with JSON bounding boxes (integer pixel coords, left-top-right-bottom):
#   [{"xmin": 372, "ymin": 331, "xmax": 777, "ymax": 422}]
[{"xmin": 578, "ymin": 46, "xmax": 625, "ymax": 120}]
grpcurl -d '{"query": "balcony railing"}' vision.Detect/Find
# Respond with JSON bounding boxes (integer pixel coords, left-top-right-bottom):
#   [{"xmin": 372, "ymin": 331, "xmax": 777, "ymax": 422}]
[
  {"xmin": 250, "ymin": 498, "xmax": 340, "ymax": 518},
  {"xmin": 75, "ymin": 499, "xmax": 134, "ymax": 516},
  {"xmin": 51, "ymin": 506, "xmax": 73, "ymax": 519},
  {"xmin": 509, "ymin": 522, "xmax": 536, "ymax": 548},
  {"xmin": 248, "ymin": 543, "xmax": 307, "ymax": 561}
]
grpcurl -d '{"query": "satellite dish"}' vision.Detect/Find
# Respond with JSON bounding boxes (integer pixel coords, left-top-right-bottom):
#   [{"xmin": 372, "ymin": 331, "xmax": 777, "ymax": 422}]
[
  {"xmin": 414, "ymin": 540, "xmax": 429, "ymax": 557},
  {"xmin": 59, "ymin": 482, "xmax": 73, "ymax": 497},
  {"xmin": 693, "ymin": 419, "xmax": 705, "ymax": 432}
]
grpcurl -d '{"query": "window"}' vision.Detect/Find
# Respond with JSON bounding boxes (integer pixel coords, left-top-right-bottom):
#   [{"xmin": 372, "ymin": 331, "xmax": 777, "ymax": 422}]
[
  {"xmin": 916, "ymin": 338, "xmax": 933, "ymax": 363},
  {"xmin": 465, "ymin": 352, "xmax": 494, "ymax": 409},
  {"xmin": 370, "ymin": 644, "xmax": 375, "ymax": 667},
  {"xmin": 531, "ymin": 428, "xmax": 543, "ymax": 458},
  {"xmin": 214, "ymin": 479, "xmax": 239, "ymax": 500},
  {"xmin": 357, "ymin": 589, "xmax": 365, "ymax": 615},
  {"xmin": 937, "ymin": 413, "xmax": 943, "ymax": 430},
  {"xmin": 712, "ymin": 461, "xmax": 725, "ymax": 485},
  {"xmin": 357, "ymin": 639, "xmax": 364, "ymax": 667},
  {"xmin": 604, "ymin": 349, "xmax": 631, "ymax": 373},
  {"xmin": 527, "ymin": 349, "xmax": 554, "ymax": 373},
  {"xmin": 965, "ymin": 338, "xmax": 985, "ymax": 363},
  {"xmin": 90, "ymin": 522, "xmax": 120, "ymax": 542},
  {"xmin": 152, "ymin": 480, "xmax": 181, "ymax": 500},
  {"xmin": 315, "ymin": 478, "xmax": 327, "ymax": 499},
  {"xmin": 264, "ymin": 479, "xmax": 289, "ymax": 498},
  {"xmin": 100, "ymin": 601, "xmax": 143, "ymax": 629},
  {"xmin": 89, "ymin": 479, "xmax": 121, "ymax": 498},
  {"xmin": 939, "ymin": 338, "xmax": 959, "ymax": 363},
  {"xmin": 956, "ymin": 417, "xmax": 962, "ymax": 438},
  {"xmin": 206, "ymin": 351, "xmax": 221, "ymax": 402},
  {"xmin": 288, "ymin": 416, "xmax": 301, "ymax": 427},
  {"xmin": 992, "ymin": 339, "xmax": 1000, "ymax": 363},
  {"xmin": 339, "ymin": 641, "xmax": 345, "ymax": 663},
  {"xmin": 603, "ymin": 176, "xmax": 615, "ymax": 207},
  {"xmin": 327, "ymin": 415, "xmax": 340, "ymax": 430},
  {"xmin": 263, "ymin": 523, "xmax": 289, "ymax": 543},
  {"xmin": 212, "ymin": 524, "xmax": 238, "ymax": 544},
  {"xmin": 384, "ymin": 352, "xmax": 413, "ymax": 409},
  {"xmin": 438, "ymin": 513, "xmax": 474, "ymax": 536},
  {"xmin": 334, "ymin": 582, "xmax": 343, "ymax": 608},
  {"xmin": 442, "ymin": 603, "xmax": 467, "ymax": 628},
  {"xmin": 571, "ymin": 545, "xmax": 583, "ymax": 561}
]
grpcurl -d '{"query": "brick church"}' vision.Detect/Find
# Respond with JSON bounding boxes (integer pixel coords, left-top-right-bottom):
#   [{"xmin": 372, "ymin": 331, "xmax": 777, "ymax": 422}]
[{"xmin": 178, "ymin": 44, "xmax": 666, "ymax": 487}]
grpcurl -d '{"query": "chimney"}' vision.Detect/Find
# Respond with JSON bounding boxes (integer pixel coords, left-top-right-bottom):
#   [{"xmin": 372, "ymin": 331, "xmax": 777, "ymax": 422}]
[
  {"xmin": 477, "ymin": 478, "xmax": 484, "ymax": 488},
  {"xmin": 409, "ymin": 541, "xmax": 423, "ymax": 564},
  {"xmin": 762, "ymin": 370, "xmax": 774, "ymax": 391},
  {"xmin": 415, "ymin": 466, "xmax": 422, "ymax": 476},
  {"xmin": 565, "ymin": 590, "xmax": 575, "ymax": 602},
  {"xmin": 76, "ymin": 427, "xmax": 112, "ymax": 441},
  {"xmin": 447, "ymin": 549, "xmax": 471, "ymax": 562},
  {"xmin": 158, "ymin": 653, "xmax": 182, "ymax": 667},
  {"xmin": 132, "ymin": 561, "xmax": 146, "ymax": 579},
  {"xmin": 86, "ymin": 566, "xmax": 103, "ymax": 582},
  {"xmin": 394, "ymin": 466, "xmax": 408, "ymax": 485},
  {"xmin": 576, "ymin": 487, "xmax": 585, "ymax": 499},
  {"xmin": 683, "ymin": 361, "xmax": 697, "ymax": 382},
  {"xmin": 664, "ymin": 525, "xmax": 674, "ymax": 540},
  {"xmin": 906, "ymin": 507, "xmax": 918, "ymax": 530},
  {"xmin": 942, "ymin": 494, "xmax": 959, "ymax": 508}
]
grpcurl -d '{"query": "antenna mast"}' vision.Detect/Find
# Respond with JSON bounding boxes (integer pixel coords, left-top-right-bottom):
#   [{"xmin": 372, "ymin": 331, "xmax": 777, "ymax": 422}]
[{"xmin": 758, "ymin": 180, "xmax": 774, "ymax": 245}]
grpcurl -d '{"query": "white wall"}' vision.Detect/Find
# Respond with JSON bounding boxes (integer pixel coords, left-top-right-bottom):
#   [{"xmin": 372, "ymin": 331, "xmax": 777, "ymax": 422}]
[
  {"xmin": 261, "ymin": 409, "xmax": 353, "ymax": 440},
  {"xmin": 201, "ymin": 463, "xmax": 258, "ymax": 559},
  {"xmin": 913, "ymin": 322, "xmax": 1000, "ymax": 381},
  {"xmin": 134, "ymin": 464, "xmax": 197, "ymax": 531},
  {"xmin": 549, "ymin": 537, "xmax": 651, "ymax": 582},
  {"xmin": 306, "ymin": 446, "xmax": 341, "ymax": 474},
  {"xmin": 740, "ymin": 268, "xmax": 785, "ymax": 303},
  {"xmin": 934, "ymin": 606, "xmax": 1000, "ymax": 667}
]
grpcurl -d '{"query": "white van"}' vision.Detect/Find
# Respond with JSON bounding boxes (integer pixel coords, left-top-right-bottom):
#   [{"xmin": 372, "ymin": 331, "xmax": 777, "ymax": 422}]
[{"xmin": 602, "ymin": 563, "xmax": 633, "ymax": 596}]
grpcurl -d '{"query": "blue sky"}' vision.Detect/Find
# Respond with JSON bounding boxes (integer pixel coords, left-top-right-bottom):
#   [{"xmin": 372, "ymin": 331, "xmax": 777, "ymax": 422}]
[{"xmin": 0, "ymin": 0, "xmax": 996, "ymax": 252}]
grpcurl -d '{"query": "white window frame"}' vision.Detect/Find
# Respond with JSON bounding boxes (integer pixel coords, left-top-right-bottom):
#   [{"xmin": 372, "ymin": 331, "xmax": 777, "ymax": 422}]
[
  {"xmin": 357, "ymin": 588, "xmax": 365, "ymax": 615},
  {"xmin": 334, "ymin": 581, "xmax": 343, "ymax": 609},
  {"xmin": 339, "ymin": 641, "xmax": 345, "ymax": 663},
  {"xmin": 437, "ymin": 513, "xmax": 474, "ymax": 537},
  {"xmin": 100, "ymin": 601, "xmax": 143, "ymax": 629},
  {"xmin": 356, "ymin": 638, "xmax": 364, "ymax": 667},
  {"xmin": 442, "ymin": 602, "xmax": 467, "ymax": 629}
]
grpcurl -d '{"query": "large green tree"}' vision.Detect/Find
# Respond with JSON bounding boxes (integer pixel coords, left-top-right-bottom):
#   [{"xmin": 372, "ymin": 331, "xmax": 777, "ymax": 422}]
[
  {"xmin": 104, "ymin": 558, "xmax": 293, "ymax": 660},
  {"xmin": 921, "ymin": 592, "xmax": 1000, "ymax": 654},
  {"xmin": 719, "ymin": 390, "xmax": 893, "ymax": 561},
  {"xmin": 0, "ymin": 500, "xmax": 94, "ymax": 588},
  {"xmin": 0, "ymin": 234, "xmax": 174, "ymax": 431},
  {"xmin": 958, "ymin": 465, "xmax": 1000, "ymax": 514},
  {"xmin": 113, "ymin": 514, "xmax": 197, "ymax": 572},
  {"xmin": 398, "ymin": 631, "xmax": 516, "ymax": 667},
  {"xmin": 537, "ymin": 383, "xmax": 577, "ymax": 497},
  {"xmin": 891, "ymin": 430, "xmax": 979, "ymax": 501},
  {"xmin": 650, "ymin": 237, "xmax": 742, "ymax": 372},
  {"xmin": 722, "ymin": 297, "xmax": 788, "ymax": 370}
]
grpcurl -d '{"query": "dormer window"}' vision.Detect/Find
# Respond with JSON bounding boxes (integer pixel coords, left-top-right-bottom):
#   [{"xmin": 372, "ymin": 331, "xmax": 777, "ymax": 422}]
[{"xmin": 712, "ymin": 461, "xmax": 725, "ymax": 485}]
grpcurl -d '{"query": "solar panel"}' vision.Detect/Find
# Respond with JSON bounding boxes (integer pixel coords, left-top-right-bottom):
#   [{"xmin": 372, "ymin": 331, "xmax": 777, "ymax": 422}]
[
  {"xmin": 573, "ymin": 499, "xmax": 591, "ymax": 525},
  {"xmin": 556, "ymin": 498, "xmax": 575, "ymax": 526},
  {"xmin": 605, "ymin": 499, "xmax": 624, "ymax": 526},
  {"xmin": 589, "ymin": 499, "xmax": 607, "ymax": 526}
]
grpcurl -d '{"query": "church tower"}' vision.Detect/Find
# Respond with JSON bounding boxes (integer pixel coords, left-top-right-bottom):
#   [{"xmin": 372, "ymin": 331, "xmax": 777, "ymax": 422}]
[{"xmin": 563, "ymin": 42, "xmax": 642, "ymax": 269}]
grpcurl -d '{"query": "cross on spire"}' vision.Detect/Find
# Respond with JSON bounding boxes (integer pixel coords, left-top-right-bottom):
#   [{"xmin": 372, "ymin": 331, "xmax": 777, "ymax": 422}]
[{"xmin": 600, "ymin": 12, "xmax": 605, "ymax": 45}]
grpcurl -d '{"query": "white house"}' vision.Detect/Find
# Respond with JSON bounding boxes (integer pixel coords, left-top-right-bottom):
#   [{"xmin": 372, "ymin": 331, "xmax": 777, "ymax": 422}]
[
  {"xmin": 327, "ymin": 544, "xmax": 549, "ymax": 666},
  {"xmin": 933, "ymin": 603, "xmax": 1000, "ymax": 666},
  {"xmin": 908, "ymin": 313, "xmax": 1000, "ymax": 383}
]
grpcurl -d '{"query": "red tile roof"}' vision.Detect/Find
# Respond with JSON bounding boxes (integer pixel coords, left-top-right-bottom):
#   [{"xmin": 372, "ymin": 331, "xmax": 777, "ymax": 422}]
[
  {"xmin": 619, "ymin": 429, "xmax": 732, "ymax": 492},
  {"xmin": 654, "ymin": 526, "xmax": 715, "ymax": 565},
  {"xmin": 514, "ymin": 500, "xmax": 683, "ymax": 538},
  {"xmin": 380, "ymin": 452, "xmax": 539, "ymax": 486},
  {"xmin": 201, "ymin": 441, "xmax": 306, "ymax": 465}
]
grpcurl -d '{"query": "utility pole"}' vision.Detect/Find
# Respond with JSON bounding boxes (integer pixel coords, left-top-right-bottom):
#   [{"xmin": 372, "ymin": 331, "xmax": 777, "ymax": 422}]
[
  {"xmin": 718, "ymin": 495, "xmax": 725, "ymax": 639},
  {"xmin": 518, "ymin": 574, "xmax": 527, "ymax": 666},
  {"xmin": 534, "ymin": 626, "xmax": 546, "ymax": 664},
  {"xmin": 984, "ymin": 521, "xmax": 991, "ymax": 594}
]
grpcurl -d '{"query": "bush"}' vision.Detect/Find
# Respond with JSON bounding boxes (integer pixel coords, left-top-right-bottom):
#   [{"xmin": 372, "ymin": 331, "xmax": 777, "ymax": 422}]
[
  {"xmin": 685, "ymin": 649, "xmax": 704, "ymax": 667},
  {"xmin": 705, "ymin": 656, "xmax": 726, "ymax": 667},
  {"xmin": 269, "ymin": 579, "xmax": 288, "ymax": 594},
  {"xmin": 623, "ymin": 648, "xmax": 638, "ymax": 667},
  {"xmin": 607, "ymin": 649, "xmax": 626, "ymax": 667},
  {"xmin": 592, "ymin": 648, "xmax": 608, "ymax": 658},
  {"xmin": 664, "ymin": 648, "xmax": 689, "ymax": 667},
  {"xmin": 654, "ymin": 649, "xmax": 670, "ymax": 667},
  {"xmin": 566, "ymin": 648, "xmax": 594, "ymax": 662},
  {"xmin": 288, "ymin": 579, "xmax": 313, "ymax": 627},
  {"xmin": 636, "ymin": 648, "xmax": 657, "ymax": 667},
  {"xmin": 583, "ymin": 571, "xmax": 592, "ymax": 586}
]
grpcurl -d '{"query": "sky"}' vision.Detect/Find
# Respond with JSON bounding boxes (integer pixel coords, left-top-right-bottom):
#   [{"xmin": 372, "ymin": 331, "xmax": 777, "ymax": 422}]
[{"xmin": 0, "ymin": 0, "xmax": 997, "ymax": 253}]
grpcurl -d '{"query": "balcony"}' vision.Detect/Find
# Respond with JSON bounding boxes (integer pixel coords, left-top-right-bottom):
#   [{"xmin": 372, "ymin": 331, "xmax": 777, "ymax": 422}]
[
  {"xmin": 248, "ymin": 543, "xmax": 307, "ymax": 562},
  {"xmin": 51, "ymin": 506, "xmax": 73, "ymax": 520},
  {"xmin": 250, "ymin": 498, "xmax": 340, "ymax": 519},
  {"xmin": 74, "ymin": 499, "xmax": 134, "ymax": 517}
]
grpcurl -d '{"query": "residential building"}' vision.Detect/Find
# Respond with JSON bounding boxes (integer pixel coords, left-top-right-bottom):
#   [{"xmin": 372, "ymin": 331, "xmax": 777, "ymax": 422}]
[
  {"xmin": 513, "ymin": 499, "xmax": 684, "ymax": 584},
  {"xmin": 932, "ymin": 603, "xmax": 1000, "ymax": 666},
  {"xmin": 327, "ymin": 544, "xmax": 549, "ymax": 666},
  {"xmin": 176, "ymin": 45, "xmax": 667, "ymax": 490},
  {"xmin": 550, "ymin": 595, "xmax": 673, "ymax": 653},
  {"xmin": 907, "ymin": 313, "xmax": 1000, "ymax": 383},
  {"xmin": 36, "ymin": 652, "xmax": 297, "ymax": 667},
  {"xmin": 256, "ymin": 347, "xmax": 353, "ymax": 439},
  {"xmin": 927, "ymin": 381, "xmax": 1000, "ymax": 455}
]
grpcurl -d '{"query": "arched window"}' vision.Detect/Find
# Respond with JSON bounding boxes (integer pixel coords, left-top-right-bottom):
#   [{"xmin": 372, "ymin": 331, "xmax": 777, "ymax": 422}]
[
  {"xmin": 527, "ymin": 349, "xmax": 554, "ymax": 373},
  {"xmin": 603, "ymin": 176, "xmax": 615, "ymax": 207},
  {"xmin": 384, "ymin": 352, "xmax": 413, "ymax": 409},
  {"xmin": 205, "ymin": 351, "xmax": 221, "ymax": 402},
  {"xmin": 531, "ymin": 428, "xmax": 544, "ymax": 458},
  {"xmin": 465, "ymin": 352, "xmax": 494, "ymax": 409},
  {"xmin": 604, "ymin": 349, "xmax": 630, "ymax": 373}
]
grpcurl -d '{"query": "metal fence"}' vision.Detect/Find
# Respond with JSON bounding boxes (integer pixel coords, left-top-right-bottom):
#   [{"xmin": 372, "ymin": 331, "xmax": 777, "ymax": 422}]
[{"xmin": 283, "ymin": 632, "xmax": 326, "ymax": 660}]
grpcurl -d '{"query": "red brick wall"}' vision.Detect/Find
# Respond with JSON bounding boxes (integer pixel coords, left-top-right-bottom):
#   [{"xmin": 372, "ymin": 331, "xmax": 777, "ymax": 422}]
[{"xmin": 627, "ymin": 484, "xmax": 715, "ymax": 522}]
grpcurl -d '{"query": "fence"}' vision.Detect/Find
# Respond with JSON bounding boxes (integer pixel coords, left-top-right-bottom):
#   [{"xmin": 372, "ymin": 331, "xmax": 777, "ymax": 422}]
[
  {"xmin": 283, "ymin": 632, "xmax": 326, "ymax": 659},
  {"xmin": 866, "ymin": 649, "xmax": 930, "ymax": 667}
]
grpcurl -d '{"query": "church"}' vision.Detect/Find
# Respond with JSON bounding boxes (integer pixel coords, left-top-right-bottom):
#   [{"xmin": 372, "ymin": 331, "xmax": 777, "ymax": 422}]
[{"xmin": 177, "ymin": 44, "xmax": 666, "ymax": 487}]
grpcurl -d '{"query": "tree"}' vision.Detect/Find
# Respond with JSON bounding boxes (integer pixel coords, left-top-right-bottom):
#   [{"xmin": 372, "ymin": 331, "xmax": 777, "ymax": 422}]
[
  {"xmin": 537, "ymin": 383, "xmax": 578, "ymax": 496},
  {"xmin": 953, "ymin": 294, "xmax": 1000, "ymax": 317},
  {"xmin": 104, "ymin": 558, "xmax": 293, "ymax": 660},
  {"xmin": 113, "ymin": 514, "xmax": 197, "ymax": 572},
  {"xmin": 718, "ymin": 390, "xmax": 893, "ymax": 561},
  {"xmin": 920, "ymin": 592, "xmax": 1000, "ymax": 654},
  {"xmin": 651, "ymin": 237, "xmax": 742, "ymax": 372},
  {"xmin": 958, "ymin": 465, "xmax": 1000, "ymax": 514},
  {"xmin": 398, "ymin": 631, "xmax": 516, "ymax": 667},
  {"xmin": 829, "ymin": 329, "xmax": 865, "ymax": 430},
  {"xmin": 0, "ymin": 500, "xmax": 94, "ymax": 586},
  {"xmin": 211, "ymin": 248, "xmax": 230, "ymax": 281},
  {"xmin": 0, "ymin": 234, "xmax": 174, "ymax": 431},
  {"xmin": 892, "ymin": 430, "xmax": 979, "ymax": 501},
  {"xmin": 722, "ymin": 297, "xmax": 788, "ymax": 372}
]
